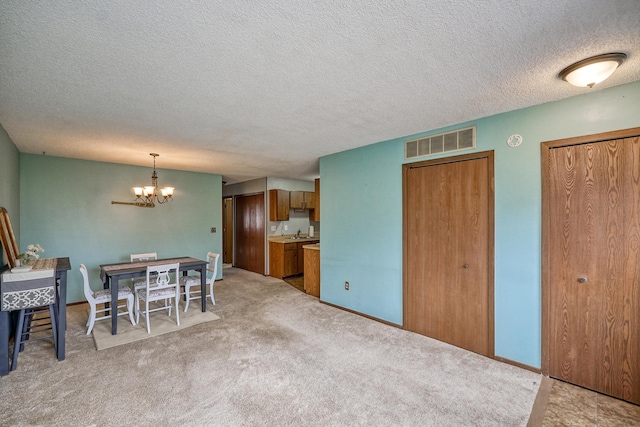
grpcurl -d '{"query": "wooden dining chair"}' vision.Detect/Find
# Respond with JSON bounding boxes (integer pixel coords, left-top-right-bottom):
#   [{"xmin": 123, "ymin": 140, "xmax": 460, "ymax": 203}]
[
  {"xmin": 80, "ymin": 264, "xmax": 136, "ymax": 335},
  {"xmin": 179, "ymin": 252, "xmax": 219, "ymax": 312},
  {"xmin": 135, "ymin": 263, "xmax": 180, "ymax": 333},
  {"xmin": 129, "ymin": 252, "xmax": 158, "ymax": 293}
]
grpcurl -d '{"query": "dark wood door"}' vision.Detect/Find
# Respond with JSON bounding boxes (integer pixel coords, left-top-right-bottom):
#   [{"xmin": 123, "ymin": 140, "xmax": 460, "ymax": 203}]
[
  {"xmin": 234, "ymin": 193, "xmax": 265, "ymax": 275},
  {"xmin": 545, "ymin": 132, "xmax": 640, "ymax": 404},
  {"xmin": 223, "ymin": 198, "xmax": 233, "ymax": 264},
  {"xmin": 403, "ymin": 151, "xmax": 494, "ymax": 357}
]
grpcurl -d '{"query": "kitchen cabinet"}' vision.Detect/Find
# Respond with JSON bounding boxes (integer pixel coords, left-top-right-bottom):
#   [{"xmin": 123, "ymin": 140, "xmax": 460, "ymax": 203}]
[
  {"xmin": 304, "ymin": 191, "xmax": 315, "ymax": 209},
  {"xmin": 290, "ymin": 191, "xmax": 304, "ymax": 209},
  {"xmin": 290, "ymin": 191, "xmax": 315, "ymax": 210},
  {"xmin": 269, "ymin": 241, "xmax": 299, "ymax": 278},
  {"xmin": 269, "ymin": 238, "xmax": 320, "ymax": 279},
  {"xmin": 309, "ymin": 179, "xmax": 320, "ymax": 221},
  {"xmin": 269, "ymin": 189, "xmax": 289, "ymax": 221},
  {"xmin": 284, "ymin": 243, "xmax": 298, "ymax": 277},
  {"xmin": 297, "ymin": 242, "xmax": 305, "ymax": 274}
]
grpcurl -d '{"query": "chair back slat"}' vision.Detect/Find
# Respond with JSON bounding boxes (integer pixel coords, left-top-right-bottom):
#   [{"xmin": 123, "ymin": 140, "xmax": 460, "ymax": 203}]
[
  {"xmin": 131, "ymin": 252, "xmax": 158, "ymax": 262},
  {"xmin": 146, "ymin": 263, "xmax": 179, "ymax": 290}
]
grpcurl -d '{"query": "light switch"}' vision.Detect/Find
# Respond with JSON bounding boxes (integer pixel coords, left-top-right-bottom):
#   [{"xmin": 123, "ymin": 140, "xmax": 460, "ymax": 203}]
[{"xmin": 210, "ymin": 227, "xmax": 216, "ymax": 233}]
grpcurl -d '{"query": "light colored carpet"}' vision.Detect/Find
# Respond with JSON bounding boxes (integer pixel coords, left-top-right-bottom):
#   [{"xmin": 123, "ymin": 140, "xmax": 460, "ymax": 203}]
[
  {"xmin": 91, "ymin": 302, "xmax": 220, "ymax": 350},
  {"xmin": 0, "ymin": 267, "xmax": 541, "ymax": 426}
]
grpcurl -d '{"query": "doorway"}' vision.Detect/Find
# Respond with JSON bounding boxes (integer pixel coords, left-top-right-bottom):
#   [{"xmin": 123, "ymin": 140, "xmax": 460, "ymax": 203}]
[
  {"xmin": 234, "ymin": 192, "xmax": 265, "ymax": 275},
  {"xmin": 403, "ymin": 151, "xmax": 494, "ymax": 357},
  {"xmin": 542, "ymin": 127, "xmax": 640, "ymax": 404}
]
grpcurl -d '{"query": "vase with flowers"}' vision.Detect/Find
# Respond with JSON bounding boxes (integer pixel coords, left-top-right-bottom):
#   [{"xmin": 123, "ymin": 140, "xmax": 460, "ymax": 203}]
[{"xmin": 16, "ymin": 244, "xmax": 45, "ymax": 267}]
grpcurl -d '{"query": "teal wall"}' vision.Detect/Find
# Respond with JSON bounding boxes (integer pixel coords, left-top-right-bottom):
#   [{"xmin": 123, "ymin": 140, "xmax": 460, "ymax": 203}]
[
  {"xmin": 0, "ymin": 124, "xmax": 20, "ymax": 266},
  {"xmin": 19, "ymin": 154, "xmax": 223, "ymax": 303},
  {"xmin": 319, "ymin": 81, "xmax": 640, "ymax": 368}
]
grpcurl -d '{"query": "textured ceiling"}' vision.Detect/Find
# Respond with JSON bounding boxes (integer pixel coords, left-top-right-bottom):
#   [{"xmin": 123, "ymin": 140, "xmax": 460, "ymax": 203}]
[{"xmin": 1, "ymin": 1, "xmax": 639, "ymax": 184}]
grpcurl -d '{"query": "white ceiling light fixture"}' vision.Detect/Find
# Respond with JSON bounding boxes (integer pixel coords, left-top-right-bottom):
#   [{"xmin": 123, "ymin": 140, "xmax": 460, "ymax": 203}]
[
  {"xmin": 559, "ymin": 53, "xmax": 627, "ymax": 88},
  {"xmin": 112, "ymin": 153, "xmax": 175, "ymax": 208}
]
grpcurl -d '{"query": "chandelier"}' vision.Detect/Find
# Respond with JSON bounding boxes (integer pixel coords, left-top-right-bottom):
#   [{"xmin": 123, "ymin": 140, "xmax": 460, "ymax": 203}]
[{"xmin": 112, "ymin": 153, "xmax": 175, "ymax": 208}]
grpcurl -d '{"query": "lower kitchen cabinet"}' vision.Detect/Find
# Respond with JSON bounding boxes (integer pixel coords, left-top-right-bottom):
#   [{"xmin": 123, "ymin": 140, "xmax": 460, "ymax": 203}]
[{"xmin": 269, "ymin": 239, "xmax": 319, "ymax": 279}]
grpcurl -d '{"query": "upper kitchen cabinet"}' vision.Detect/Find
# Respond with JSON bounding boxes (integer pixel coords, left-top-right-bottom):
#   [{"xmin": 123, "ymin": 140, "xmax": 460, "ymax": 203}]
[
  {"xmin": 269, "ymin": 189, "xmax": 290, "ymax": 221},
  {"xmin": 304, "ymin": 191, "xmax": 315, "ymax": 209},
  {"xmin": 310, "ymin": 179, "xmax": 320, "ymax": 221},
  {"xmin": 290, "ymin": 191, "xmax": 315, "ymax": 210},
  {"xmin": 289, "ymin": 191, "xmax": 304, "ymax": 209}
]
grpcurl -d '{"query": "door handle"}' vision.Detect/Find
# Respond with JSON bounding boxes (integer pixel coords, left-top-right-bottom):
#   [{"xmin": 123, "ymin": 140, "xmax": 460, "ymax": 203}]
[{"xmin": 578, "ymin": 277, "xmax": 587, "ymax": 283}]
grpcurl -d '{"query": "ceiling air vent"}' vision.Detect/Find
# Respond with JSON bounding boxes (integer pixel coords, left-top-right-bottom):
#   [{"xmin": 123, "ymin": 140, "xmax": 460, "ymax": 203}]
[{"xmin": 405, "ymin": 126, "xmax": 476, "ymax": 159}]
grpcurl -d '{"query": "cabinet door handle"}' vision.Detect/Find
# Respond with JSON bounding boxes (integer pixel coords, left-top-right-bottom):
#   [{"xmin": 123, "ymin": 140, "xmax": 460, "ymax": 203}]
[
  {"xmin": 578, "ymin": 277, "xmax": 587, "ymax": 283},
  {"xmin": 463, "ymin": 264, "xmax": 469, "ymax": 268}
]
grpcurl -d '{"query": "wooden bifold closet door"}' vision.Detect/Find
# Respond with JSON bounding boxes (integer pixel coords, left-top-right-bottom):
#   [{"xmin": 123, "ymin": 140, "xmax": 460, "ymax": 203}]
[
  {"xmin": 234, "ymin": 193, "xmax": 265, "ymax": 275},
  {"xmin": 543, "ymin": 129, "xmax": 640, "ymax": 405},
  {"xmin": 403, "ymin": 151, "xmax": 494, "ymax": 357}
]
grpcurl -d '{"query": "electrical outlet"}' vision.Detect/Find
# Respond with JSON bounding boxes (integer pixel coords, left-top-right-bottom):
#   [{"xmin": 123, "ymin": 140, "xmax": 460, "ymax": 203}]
[
  {"xmin": 284, "ymin": 225, "xmax": 288, "ymax": 231},
  {"xmin": 270, "ymin": 225, "xmax": 276, "ymax": 232},
  {"xmin": 345, "ymin": 281, "xmax": 350, "ymax": 290},
  {"xmin": 210, "ymin": 227, "xmax": 216, "ymax": 233}
]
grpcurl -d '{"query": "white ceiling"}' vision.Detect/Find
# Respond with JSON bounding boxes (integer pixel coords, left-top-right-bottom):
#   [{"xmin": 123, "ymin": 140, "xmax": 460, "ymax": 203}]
[{"xmin": 1, "ymin": 1, "xmax": 639, "ymax": 184}]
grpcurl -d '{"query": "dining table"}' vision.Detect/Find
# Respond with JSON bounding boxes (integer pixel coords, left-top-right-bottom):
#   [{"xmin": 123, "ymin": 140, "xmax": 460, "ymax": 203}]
[
  {"xmin": 0, "ymin": 257, "xmax": 71, "ymax": 376},
  {"xmin": 100, "ymin": 257, "xmax": 207, "ymax": 335}
]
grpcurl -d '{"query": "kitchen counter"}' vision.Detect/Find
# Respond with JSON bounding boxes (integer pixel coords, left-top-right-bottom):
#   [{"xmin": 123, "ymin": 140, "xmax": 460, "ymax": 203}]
[{"xmin": 268, "ymin": 235, "xmax": 320, "ymax": 243}]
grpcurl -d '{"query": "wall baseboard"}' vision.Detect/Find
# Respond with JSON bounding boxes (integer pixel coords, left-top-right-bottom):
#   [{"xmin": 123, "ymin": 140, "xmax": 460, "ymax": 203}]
[
  {"xmin": 494, "ymin": 355, "xmax": 541, "ymax": 373},
  {"xmin": 319, "ymin": 300, "xmax": 402, "ymax": 329}
]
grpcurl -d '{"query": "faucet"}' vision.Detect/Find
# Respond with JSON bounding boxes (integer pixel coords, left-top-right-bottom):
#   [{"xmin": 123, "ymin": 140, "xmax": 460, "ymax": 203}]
[{"xmin": 297, "ymin": 229, "xmax": 301, "ymax": 238}]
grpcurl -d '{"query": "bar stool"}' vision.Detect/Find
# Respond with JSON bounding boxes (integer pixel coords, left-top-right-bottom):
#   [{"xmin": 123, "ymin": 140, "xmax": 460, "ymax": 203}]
[
  {"xmin": 1, "ymin": 268, "xmax": 57, "ymax": 371},
  {"xmin": 12, "ymin": 304, "xmax": 57, "ymax": 370}
]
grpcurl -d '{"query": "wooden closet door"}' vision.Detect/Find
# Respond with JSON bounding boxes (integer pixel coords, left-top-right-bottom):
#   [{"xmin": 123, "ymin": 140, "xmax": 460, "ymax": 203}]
[
  {"xmin": 547, "ymin": 135, "xmax": 640, "ymax": 404},
  {"xmin": 403, "ymin": 152, "xmax": 494, "ymax": 357},
  {"xmin": 234, "ymin": 193, "xmax": 265, "ymax": 275}
]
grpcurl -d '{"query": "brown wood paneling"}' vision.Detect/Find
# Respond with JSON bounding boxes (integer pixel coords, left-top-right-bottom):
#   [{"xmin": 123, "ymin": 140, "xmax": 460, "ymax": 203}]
[
  {"xmin": 234, "ymin": 193, "xmax": 265, "ymax": 275},
  {"xmin": 403, "ymin": 151, "xmax": 494, "ymax": 357},
  {"xmin": 543, "ymin": 129, "xmax": 640, "ymax": 404}
]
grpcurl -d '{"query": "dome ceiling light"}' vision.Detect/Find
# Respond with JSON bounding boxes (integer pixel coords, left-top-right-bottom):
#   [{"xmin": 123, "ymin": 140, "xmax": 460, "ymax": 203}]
[{"xmin": 559, "ymin": 53, "xmax": 627, "ymax": 88}]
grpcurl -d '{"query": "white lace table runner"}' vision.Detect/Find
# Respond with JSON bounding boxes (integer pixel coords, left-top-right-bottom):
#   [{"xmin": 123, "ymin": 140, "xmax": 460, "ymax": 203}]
[{"xmin": 1, "ymin": 258, "xmax": 57, "ymax": 311}]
